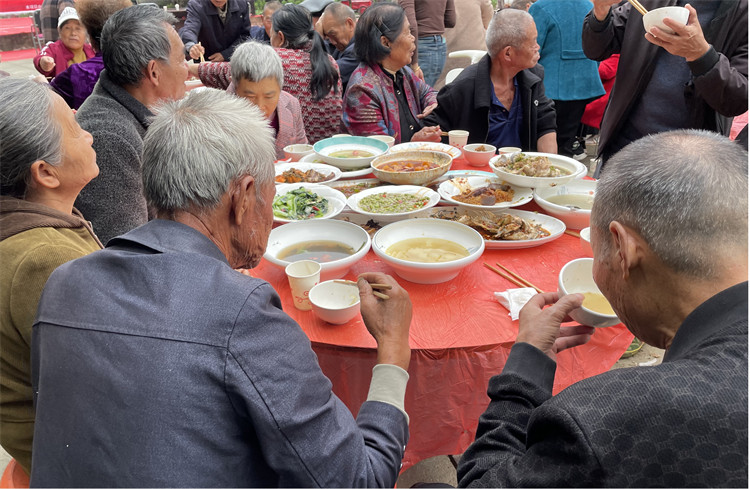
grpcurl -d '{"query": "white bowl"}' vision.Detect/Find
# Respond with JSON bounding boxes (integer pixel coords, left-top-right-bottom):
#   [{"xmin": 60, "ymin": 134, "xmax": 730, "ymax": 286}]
[
  {"xmin": 438, "ymin": 176, "xmax": 533, "ymax": 210},
  {"xmin": 263, "ymin": 219, "xmax": 371, "ymax": 281},
  {"xmin": 313, "ymin": 136, "xmax": 389, "ymax": 170},
  {"xmin": 579, "ymin": 227, "xmax": 592, "ymax": 256},
  {"xmin": 489, "ymin": 152, "xmax": 586, "ymax": 188},
  {"xmin": 283, "ymin": 144, "xmax": 314, "ymax": 162},
  {"xmin": 372, "ymin": 218, "xmax": 485, "ymax": 284},
  {"xmin": 370, "ymin": 150, "xmax": 452, "ymax": 185},
  {"xmin": 273, "ymin": 183, "xmax": 347, "ymax": 223},
  {"xmin": 347, "ymin": 185, "xmax": 440, "ymax": 221},
  {"xmin": 643, "ymin": 6, "xmax": 689, "ymax": 35},
  {"xmin": 367, "ymin": 134, "xmax": 395, "ymax": 147},
  {"xmin": 274, "ymin": 162, "xmax": 342, "ymax": 185},
  {"xmin": 533, "ymin": 179, "xmax": 596, "ymax": 230},
  {"xmin": 309, "ymin": 280, "xmax": 361, "ymax": 324},
  {"xmin": 462, "ymin": 143, "xmax": 497, "ymax": 167},
  {"xmin": 558, "ymin": 258, "xmax": 619, "ymax": 328}
]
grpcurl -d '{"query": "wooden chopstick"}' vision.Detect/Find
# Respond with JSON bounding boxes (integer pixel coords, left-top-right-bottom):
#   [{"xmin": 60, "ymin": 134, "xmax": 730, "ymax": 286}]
[
  {"xmin": 440, "ymin": 131, "xmax": 449, "ymax": 136},
  {"xmin": 483, "ymin": 263, "xmax": 526, "ymax": 288},
  {"xmin": 333, "ymin": 279, "xmax": 392, "ymax": 299},
  {"xmin": 627, "ymin": 0, "xmax": 647, "ymax": 15},
  {"xmin": 372, "ymin": 291, "xmax": 390, "ymax": 300},
  {"xmin": 495, "ymin": 263, "xmax": 544, "ymax": 293},
  {"xmin": 198, "ymin": 42, "xmax": 205, "ymax": 63},
  {"xmin": 564, "ymin": 229, "xmax": 581, "ymax": 238}
]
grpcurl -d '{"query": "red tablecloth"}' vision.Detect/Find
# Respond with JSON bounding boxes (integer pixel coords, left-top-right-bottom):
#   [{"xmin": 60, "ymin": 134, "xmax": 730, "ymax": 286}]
[{"xmin": 253, "ymin": 157, "xmax": 633, "ymax": 469}]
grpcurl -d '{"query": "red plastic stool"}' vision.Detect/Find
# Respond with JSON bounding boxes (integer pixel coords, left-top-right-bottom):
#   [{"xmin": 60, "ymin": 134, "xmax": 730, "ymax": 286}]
[{"xmin": 0, "ymin": 459, "xmax": 29, "ymax": 488}]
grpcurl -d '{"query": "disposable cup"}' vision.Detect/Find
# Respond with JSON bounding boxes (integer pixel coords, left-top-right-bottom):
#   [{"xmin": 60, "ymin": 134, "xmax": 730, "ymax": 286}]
[
  {"xmin": 285, "ymin": 260, "xmax": 321, "ymax": 311},
  {"xmin": 448, "ymin": 130, "xmax": 469, "ymax": 149}
]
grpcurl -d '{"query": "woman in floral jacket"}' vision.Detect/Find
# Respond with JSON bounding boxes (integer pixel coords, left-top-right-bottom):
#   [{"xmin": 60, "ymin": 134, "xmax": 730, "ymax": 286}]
[{"xmin": 342, "ymin": 3, "xmax": 442, "ymax": 144}]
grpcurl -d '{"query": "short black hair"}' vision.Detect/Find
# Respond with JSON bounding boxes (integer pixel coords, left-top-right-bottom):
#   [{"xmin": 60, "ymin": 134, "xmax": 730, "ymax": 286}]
[{"xmin": 353, "ymin": 3, "xmax": 405, "ymax": 65}]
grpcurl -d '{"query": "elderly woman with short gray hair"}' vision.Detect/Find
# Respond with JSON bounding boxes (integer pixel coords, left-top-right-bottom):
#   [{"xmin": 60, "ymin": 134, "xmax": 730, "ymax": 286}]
[{"xmin": 0, "ymin": 78, "xmax": 102, "ymax": 476}]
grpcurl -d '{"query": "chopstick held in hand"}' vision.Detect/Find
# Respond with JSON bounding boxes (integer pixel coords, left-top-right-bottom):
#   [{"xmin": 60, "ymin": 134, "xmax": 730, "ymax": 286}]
[{"xmin": 627, "ymin": 0, "xmax": 647, "ymax": 15}]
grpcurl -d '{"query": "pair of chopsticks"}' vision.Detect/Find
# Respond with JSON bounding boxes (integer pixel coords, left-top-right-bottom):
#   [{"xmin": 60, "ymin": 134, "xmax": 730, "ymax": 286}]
[
  {"xmin": 564, "ymin": 229, "xmax": 581, "ymax": 238},
  {"xmin": 627, "ymin": 0, "xmax": 647, "ymax": 15},
  {"xmin": 333, "ymin": 279, "xmax": 392, "ymax": 300},
  {"xmin": 483, "ymin": 262, "xmax": 544, "ymax": 293},
  {"xmin": 198, "ymin": 42, "xmax": 205, "ymax": 63}
]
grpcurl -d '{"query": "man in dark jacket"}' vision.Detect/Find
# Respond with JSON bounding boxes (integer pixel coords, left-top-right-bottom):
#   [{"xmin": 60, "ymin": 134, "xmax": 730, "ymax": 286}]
[
  {"xmin": 425, "ymin": 8, "xmax": 556, "ymax": 152},
  {"xmin": 181, "ymin": 0, "xmax": 251, "ymax": 62},
  {"xmin": 582, "ymin": 0, "xmax": 747, "ymax": 174},
  {"xmin": 318, "ymin": 2, "xmax": 358, "ymax": 93}
]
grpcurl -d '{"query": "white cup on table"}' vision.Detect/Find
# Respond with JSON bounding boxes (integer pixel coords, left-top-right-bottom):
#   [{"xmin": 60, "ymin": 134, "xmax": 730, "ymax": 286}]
[
  {"xmin": 285, "ymin": 260, "xmax": 321, "ymax": 311},
  {"xmin": 497, "ymin": 146, "xmax": 522, "ymax": 155},
  {"xmin": 448, "ymin": 130, "xmax": 469, "ymax": 149}
]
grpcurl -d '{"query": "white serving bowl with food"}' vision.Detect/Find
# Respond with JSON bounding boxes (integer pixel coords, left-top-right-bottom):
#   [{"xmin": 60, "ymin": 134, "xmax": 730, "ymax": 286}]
[
  {"xmin": 371, "ymin": 218, "xmax": 485, "ymax": 284},
  {"xmin": 370, "ymin": 150, "xmax": 452, "ymax": 186},
  {"xmin": 308, "ymin": 280, "xmax": 362, "ymax": 324},
  {"xmin": 313, "ymin": 136, "xmax": 389, "ymax": 170},
  {"xmin": 274, "ymin": 162, "xmax": 342, "ymax": 185},
  {"xmin": 579, "ymin": 227, "xmax": 592, "ymax": 256},
  {"xmin": 264, "ymin": 219, "xmax": 371, "ymax": 281},
  {"xmin": 533, "ymin": 178, "xmax": 596, "ymax": 230},
  {"xmin": 388, "ymin": 141, "xmax": 462, "ymax": 161},
  {"xmin": 347, "ymin": 185, "xmax": 440, "ymax": 221},
  {"xmin": 462, "ymin": 143, "xmax": 497, "ymax": 167},
  {"xmin": 438, "ymin": 176, "xmax": 533, "ymax": 210},
  {"xmin": 642, "ymin": 6, "xmax": 689, "ymax": 34},
  {"xmin": 273, "ymin": 183, "xmax": 347, "ymax": 223},
  {"xmin": 489, "ymin": 152, "xmax": 587, "ymax": 188},
  {"xmin": 558, "ymin": 258, "xmax": 620, "ymax": 327}
]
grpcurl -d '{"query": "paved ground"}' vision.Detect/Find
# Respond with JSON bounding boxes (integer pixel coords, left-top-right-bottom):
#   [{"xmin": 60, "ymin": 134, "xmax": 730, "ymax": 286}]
[{"xmin": 0, "ymin": 54, "xmax": 665, "ymax": 485}]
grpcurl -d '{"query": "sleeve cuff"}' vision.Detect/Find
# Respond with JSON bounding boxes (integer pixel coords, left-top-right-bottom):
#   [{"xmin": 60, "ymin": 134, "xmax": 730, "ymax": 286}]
[
  {"xmin": 688, "ymin": 45, "xmax": 719, "ymax": 76},
  {"xmin": 367, "ymin": 364, "xmax": 410, "ymax": 423},
  {"xmin": 501, "ymin": 342, "xmax": 557, "ymax": 391},
  {"xmin": 587, "ymin": 9, "xmax": 611, "ymax": 32},
  {"xmin": 184, "ymin": 41, "xmax": 195, "ymax": 54}
]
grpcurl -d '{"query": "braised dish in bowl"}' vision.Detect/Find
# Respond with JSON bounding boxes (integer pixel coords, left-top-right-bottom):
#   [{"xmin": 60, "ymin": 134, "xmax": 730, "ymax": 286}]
[{"xmin": 370, "ymin": 150, "xmax": 452, "ymax": 185}]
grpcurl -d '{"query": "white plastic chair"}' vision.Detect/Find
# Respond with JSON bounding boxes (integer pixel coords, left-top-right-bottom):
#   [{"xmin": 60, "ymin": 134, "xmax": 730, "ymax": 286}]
[{"xmin": 448, "ymin": 50, "xmax": 487, "ymax": 64}]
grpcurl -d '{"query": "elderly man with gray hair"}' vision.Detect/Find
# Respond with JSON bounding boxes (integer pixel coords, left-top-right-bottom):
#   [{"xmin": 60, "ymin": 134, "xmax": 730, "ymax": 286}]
[
  {"xmin": 74, "ymin": 4, "xmax": 188, "ymax": 244},
  {"xmin": 30, "ymin": 89, "xmax": 413, "ymax": 487},
  {"xmin": 457, "ymin": 130, "xmax": 748, "ymax": 487},
  {"xmin": 424, "ymin": 8, "xmax": 556, "ymax": 152}
]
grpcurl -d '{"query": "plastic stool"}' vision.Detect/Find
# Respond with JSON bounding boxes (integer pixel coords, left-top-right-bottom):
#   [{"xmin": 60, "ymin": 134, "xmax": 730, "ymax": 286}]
[{"xmin": 0, "ymin": 459, "xmax": 29, "ymax": 488}]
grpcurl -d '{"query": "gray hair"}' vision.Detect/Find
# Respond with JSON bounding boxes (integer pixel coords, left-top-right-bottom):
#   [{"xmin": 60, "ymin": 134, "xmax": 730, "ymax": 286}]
[
  {"xmin": 142, "ymin": 89, "xmax": 276, "ymax": 213},
  {"xmin": 486, "ymin": 9, "xmax": 533, "ymax": 57},
  {"xmin": 323, "ymin": 1, "xmax": 355, "ymax": 22},
  {"xmin": 100, "ymin": 4, "xmax": 176, "ymax": 87},
  {"xmin": 0, "ymin": 79, "xmax": 62, "ymax": 198},
  {"xmin": 230, "ymin": 41, "xmax": 284, "ymax": 86},
  {"xmin": 592, "ymin": 130, "xmax": 748, "ymax": 278}
]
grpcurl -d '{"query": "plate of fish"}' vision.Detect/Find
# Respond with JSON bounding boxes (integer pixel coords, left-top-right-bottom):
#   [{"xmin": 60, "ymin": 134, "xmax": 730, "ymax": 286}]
[{"xmin": 437, "ymin": 176, "xmax": 533, "ymax": 209}]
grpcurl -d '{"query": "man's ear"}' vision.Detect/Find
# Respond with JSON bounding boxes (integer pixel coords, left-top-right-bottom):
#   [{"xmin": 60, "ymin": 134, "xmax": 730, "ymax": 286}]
[
  {"xmin": 144, "ymin": 59, "xmax": 161, "ymax": 87},
  {"xmin": 229, "ymin": 175, "xmax": 255, "ymax": 227},
  {"xmin": 346, "ymin": 17, "xmax": 356, "ymax": 31},
  {"xmin": 609, "ymin": 221, "xmax": 644, "ymax": 281},
  {"xmin": 28, "ymin": 160, "xmax": 61, "ymax": 190}
]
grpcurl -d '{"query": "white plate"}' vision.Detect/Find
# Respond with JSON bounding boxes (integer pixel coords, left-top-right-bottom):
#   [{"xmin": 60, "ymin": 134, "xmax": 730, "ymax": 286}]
[
  {"xmin": 273, "ymin": 183, "xmax": 347, "ymax": 223},
  {"xmin": 389, "ymin": 142, "xmax": 462, "ymax": 160},
  {"xmin": 323, "ymin": 178, "xmax": 390, "ymax": 197},
  {"xmin": 438, "ymin": 176, "xmax": 533, "ymax": 209},
  {"xmin": 489, "ymin": 152, "xmax": 586, "ymax": 188},
  {"xmin": 426, "ymin": 206, "xmax": 565, "ymax": 249},
  {"xmin": 347, "ymin": 185, "xmax": 440, "ymax": 221},
  {"xmin": 274, "ymin": 162, "xmax": 342, "ymax": 185},
  {"xmin": 300, "ymin": 153, "xmax": 373, "ymax": 178}
]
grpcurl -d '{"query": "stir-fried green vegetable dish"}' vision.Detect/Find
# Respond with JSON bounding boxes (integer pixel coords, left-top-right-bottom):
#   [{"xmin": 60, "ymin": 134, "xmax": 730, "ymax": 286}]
[{"xmin": 273, "ymin": 187, "xmax": 330, "ymax": 220}]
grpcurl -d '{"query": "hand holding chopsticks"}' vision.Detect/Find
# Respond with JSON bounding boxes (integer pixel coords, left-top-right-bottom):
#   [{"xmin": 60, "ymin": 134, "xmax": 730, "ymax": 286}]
[{"xmin": 334, "ymin": 279, "xmax": 391, "ymax": 300}]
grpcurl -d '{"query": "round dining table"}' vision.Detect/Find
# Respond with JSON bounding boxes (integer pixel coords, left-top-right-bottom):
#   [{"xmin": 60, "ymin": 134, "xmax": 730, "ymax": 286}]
[{"xmin": 253, "ymin": 154, "xmax": 634, "ymax": 470}]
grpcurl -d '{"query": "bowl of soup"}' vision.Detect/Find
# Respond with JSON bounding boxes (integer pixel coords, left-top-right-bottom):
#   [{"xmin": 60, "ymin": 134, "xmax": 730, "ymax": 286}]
[
  {"xmin": 370, "ymin": 150, "xmax": 453, "ymax": 185},
  {"xmin": 371, "ymin": 218, "xmax": 485, "ymax": 284},
  {"xmin": 533, "ymin": 179, "xmax": 596, "ymax": 230},
  {"xmin": 558, "ymin": 258, "xmax": 620, "ymax": 327},
  {"xmin": 263, "ymin": 219, "xmax": 371, "ymax": 281},
  {"xmin": 313, "ymin": 136, "xmax": 389, "ymax": 170}
]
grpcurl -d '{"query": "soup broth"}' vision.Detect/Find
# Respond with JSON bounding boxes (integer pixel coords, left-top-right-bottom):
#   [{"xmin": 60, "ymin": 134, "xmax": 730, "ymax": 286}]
[
  {"xmin": 386, "ymin": 237, "xmax": 469, "ymax": 263},
  {"xmin": 546, "ymin": 194, "xmax": 594, "ymax": 210},
  {"xmin": 582, "ymin": 292, "xmax": 616, "ymax": 316},
  {"xmin": 278, "ymin": 240, "xmax": 355, "ymax": 263},
  {"xmin": 329, "ymin": 149, "xmax": 375, "ymax": 158}
]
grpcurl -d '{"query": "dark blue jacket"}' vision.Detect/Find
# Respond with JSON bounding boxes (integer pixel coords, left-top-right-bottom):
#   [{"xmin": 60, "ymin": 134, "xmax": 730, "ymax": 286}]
[
  {"xmin": 179, "ymin": 0, "xmax": 251, "ymax": 60},
  {"xmin": 332, "ymin": 39, "xmax": 358, "ymax": 93}
]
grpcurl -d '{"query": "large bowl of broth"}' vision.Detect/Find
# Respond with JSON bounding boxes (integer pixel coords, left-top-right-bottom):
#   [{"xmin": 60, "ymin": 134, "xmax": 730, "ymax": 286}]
[
  {"xmin": 489, "ymin": 152, "xmax": 586, "ymax": 188},
  {"xmin": 313, "ymin": 136, "xmax": 389, "ymax": 170},
  {"xmin": 371, "ymin": 218, "xmax": 485, "ymax": 284},
  {"xmin": 264, "ymin": 219, "xmax": 371, "ymax": 281},
  {"xmin": 370, "ymin": 150, "xmax": 452, "ymax": 185},
  {"xmin": 558, "ymin": 258, "xmax": 620, "ymax": 328},
  {"xmin": 533, "ymin": 179, "xmax": 596, "ymax": 230}
]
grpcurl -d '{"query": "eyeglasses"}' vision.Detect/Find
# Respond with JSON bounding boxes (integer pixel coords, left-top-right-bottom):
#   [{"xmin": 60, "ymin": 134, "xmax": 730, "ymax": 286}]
[{"xmin": 494, "ymin": 7, "xmax": 503, "ymax": 14}]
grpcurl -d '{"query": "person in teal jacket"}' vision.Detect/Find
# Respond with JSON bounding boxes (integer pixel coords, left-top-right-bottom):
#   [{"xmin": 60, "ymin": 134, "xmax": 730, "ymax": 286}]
[{"xmin": 530, "ymin": 0, "xmax": 604, "ymax": 159}]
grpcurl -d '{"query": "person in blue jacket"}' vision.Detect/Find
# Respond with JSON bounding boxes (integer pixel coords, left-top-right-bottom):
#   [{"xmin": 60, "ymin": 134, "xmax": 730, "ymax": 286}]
[{"xmin": 181, "ymin": 0, "xmax": 251, "ymax": 62}]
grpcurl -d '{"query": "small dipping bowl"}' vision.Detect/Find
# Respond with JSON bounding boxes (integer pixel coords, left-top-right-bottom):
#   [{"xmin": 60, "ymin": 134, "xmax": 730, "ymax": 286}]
[
  {"xmin": 558, "ymin": 258, "xmax": 619, "ymax": 327},
  {"xmin": 309, "ymin": 280, "xmax": 361, "ymax": 324},
  {"xmin": 367, "ymin": 134, "xmax": 395, "ymax": 147},
  {"xmin": 462, "ymin": 143, "xmax": 497, "ymax": 167},
  {"xmin": 642, "ymin": 6, "xmax": 689, "ymax": 35},
  {"xmin": 579, "ymin": 227, "xmax": 592, "ymax": 256},
  {"xmin": 283, "ymin": 144, "xmax": 315, "ymax": 162}
]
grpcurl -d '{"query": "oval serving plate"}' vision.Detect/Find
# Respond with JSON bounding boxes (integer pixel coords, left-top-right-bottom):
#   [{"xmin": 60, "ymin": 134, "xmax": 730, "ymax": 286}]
[
  {"xmin": 346, "ymin": 185, "xmax": 440, "ymax": 222},
  {"xmin": 438, "ymin": 176, "xmax": 533, "ymax": 210},
  {"xmin": 274, "ymin": 162, "xmax": 342, "ymax": 185}
]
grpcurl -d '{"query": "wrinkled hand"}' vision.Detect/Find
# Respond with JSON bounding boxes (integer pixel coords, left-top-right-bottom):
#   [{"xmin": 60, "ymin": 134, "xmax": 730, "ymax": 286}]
[
  {"xmin": 187, "ymin": 62, "xmax": 200, "ymax": 77},
  {"xmin": 411, "ymin": 64, "xmax": 424, "ymax": 81},
  {"xmin": 592, "ymin": 0, "xmax": 621, "ymax": 21},
  {"xmin": 516, "ymin": 292, "xmax": 595, "ymax": 362},
  {"xmin": 411, "ymin": 125, "xmax": 442, "ymax": 142},
  {"xmin": 417, "ymin": 102, "xmax": 437, "ymax": 119},
  {"xmin": 188, "ymin": 44, "xmax": 205, "ymax": 60},
  {"xmin": 645, "ymin": 4, "xmax": 710, "ymax": 62},
  {"xmin": 39, "ymin": 56, "xmax": 55, "ymax": 73},
  {"xmin": 208, "ymin": 52, "xmax": 225, "ymax": 62},
  {"xmin": 358, "ymin": 272, "xmax": 412, "ymax": 370}
]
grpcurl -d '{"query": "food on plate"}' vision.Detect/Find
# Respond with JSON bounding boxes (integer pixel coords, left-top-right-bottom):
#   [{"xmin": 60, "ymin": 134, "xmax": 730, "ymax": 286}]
[
  {"xmin": 273, "ymin": 187, "xmax": 329, "ymax": 220},
  {"xmin": 332, "ymin": 181, "xmax": 387, "ymax": 197},
  {"xmin": 432, "ymin": 210, "xmax": 550, "ymax": 241},
  {"xmin": 494, "ymin": 153, "xmax": 571, "ymax": 177},
  {"xmin": 545, "ymin": 193, "xmax": 594, "ymax": 210},
  {"xmin": 450, "ymin": 178, "xmax": 514, "ymax": 206},
  {"xmin": 277, "ymin": 240, "xmax": 355, "ymax": 262},
  {"xmin": 275, "ymin": 168, "xmax": 332, "ymax": 184},
  {"xmin": 328, "ymin": 149, "xmax": 375, "ymax": 158},
  {"xmin": 385, "ymin": 237, "xmax": 469, "ymax": 263},
  {"xmin": 376, "ymin": 160, "xmax": 441, "ymax": 172},
  {"xmin": 336, "ymin": 216, "xmax": 383, "ymax": 236},
  {"xmin": 582, "ymin": 292, "xmax": 616, "ymax": 315},
  {"xmin": 358, "ymin": 192, "xmax": 430, "ymax": 213}
]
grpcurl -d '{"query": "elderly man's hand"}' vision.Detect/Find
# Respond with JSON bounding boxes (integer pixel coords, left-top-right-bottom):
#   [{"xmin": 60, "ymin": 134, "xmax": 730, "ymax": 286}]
[
  {"xmin": 411, "ymin": 125, "xmax": 442, "ymax": 142},
  {"xmin": 39, "ymin": 56, "xmax": 55, "ymax": 73},
  {"xmin": 645, "ymin": 4, "xmax": 711, "ymax": 62},
  {"xmin": 516, "ymin": 292, "xmax": 595, "ymax": 362},
  {"xmin": 188, "ymin": 44, "xmax": 205, "ymax": 60},
  {"xmin": 358, "ymin": 272, "xmax": 412, "ymax": 370},
  {"xmin": 591, "ymin": 0, "xmax": 621, "ymax": 21}
]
